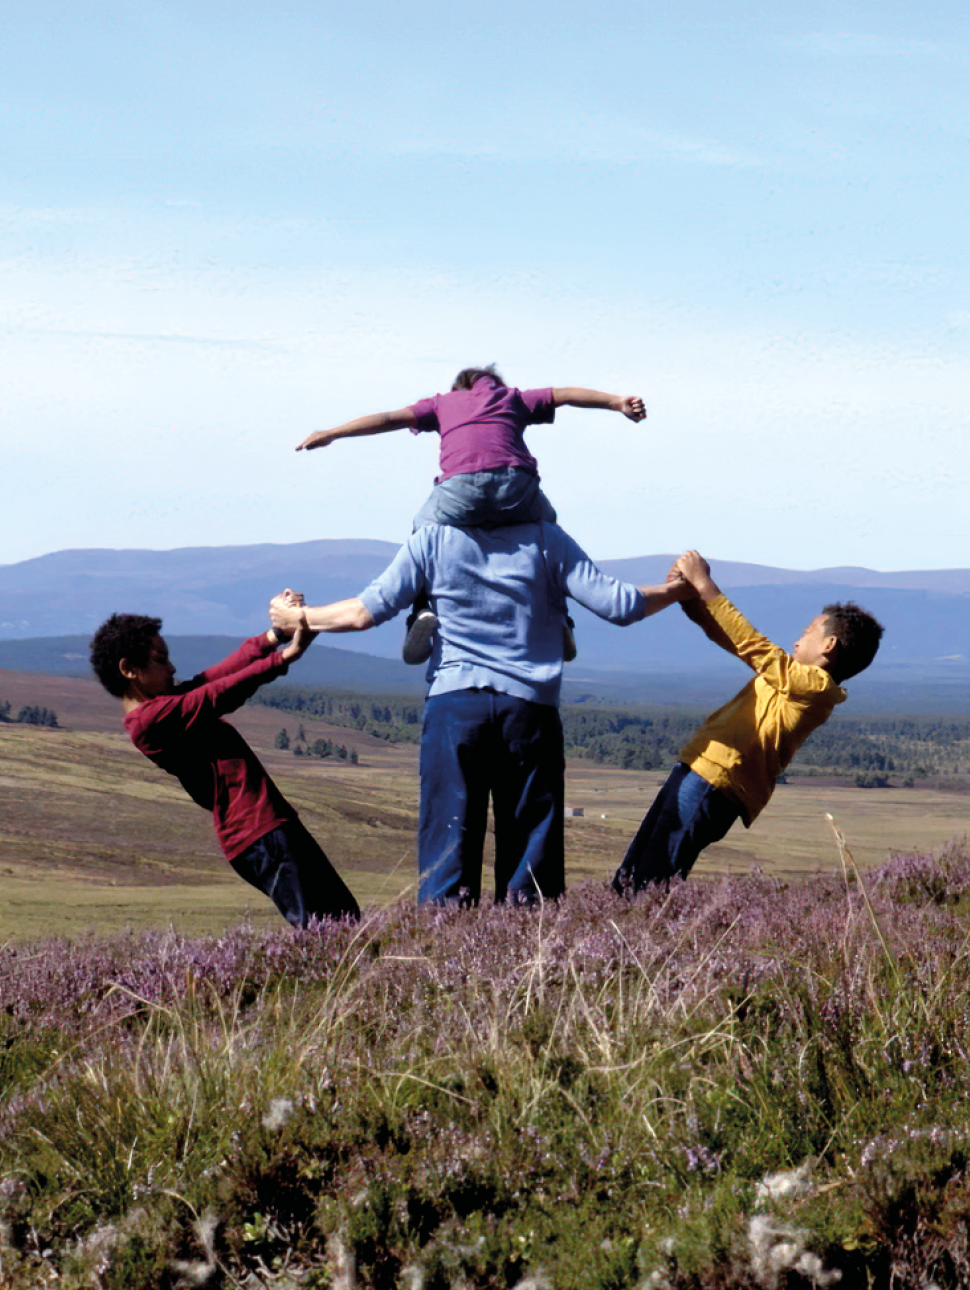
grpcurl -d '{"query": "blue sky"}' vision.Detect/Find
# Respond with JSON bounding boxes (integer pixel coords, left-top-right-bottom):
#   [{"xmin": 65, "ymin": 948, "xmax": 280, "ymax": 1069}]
[{"xmin": 3, "ymin": 0, "xmax": 968, "ymax": 570}]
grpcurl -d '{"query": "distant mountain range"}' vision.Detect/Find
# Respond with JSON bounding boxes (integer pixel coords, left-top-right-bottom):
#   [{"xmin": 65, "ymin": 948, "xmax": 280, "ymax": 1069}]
[{"xmin": 2, "ymin": 541, "xmax": 970, "ymax": 711}]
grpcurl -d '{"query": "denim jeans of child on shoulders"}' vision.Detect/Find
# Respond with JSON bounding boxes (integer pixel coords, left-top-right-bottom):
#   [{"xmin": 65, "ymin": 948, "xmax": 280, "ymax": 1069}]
[
  {"xmin": 612, "ymin": 763, "xmax": 741, "ymax": 893},
  {"xmin": 412, "ymin": 466, "xmax": 557, "ymax": 530},
  {"xmin": 418, "ymin": 688, "xmax": 565, "ymax": 906}
]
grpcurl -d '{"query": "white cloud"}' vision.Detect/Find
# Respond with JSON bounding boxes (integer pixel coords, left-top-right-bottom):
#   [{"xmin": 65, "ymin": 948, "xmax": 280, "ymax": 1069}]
[{"xmin": 3, "ymin": 251, "xmax": 969, "ymax": 570}]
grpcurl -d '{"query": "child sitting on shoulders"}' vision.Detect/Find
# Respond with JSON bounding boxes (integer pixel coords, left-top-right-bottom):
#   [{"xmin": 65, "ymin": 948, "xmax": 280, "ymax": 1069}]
[
  {"xmin": 297, "ymin": 364, "xmax": 645, "ymax": 662},
  {"xmin": 612, "ymin": 550, "xmax": 884, "ymax": 894}
]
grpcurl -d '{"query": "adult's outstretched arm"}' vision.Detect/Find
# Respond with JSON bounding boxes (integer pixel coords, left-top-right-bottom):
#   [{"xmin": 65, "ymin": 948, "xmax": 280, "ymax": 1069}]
[
  {"xmin": 637, "ymin": 578, "xmax": 696, "ymax": 617},
  {"xmin": 550, "ymin": 526, "xmax": 693, "ymax": 624},
  {"xmin": 270, "ymin": 593, "xmax": 375, "ymax": 635}
]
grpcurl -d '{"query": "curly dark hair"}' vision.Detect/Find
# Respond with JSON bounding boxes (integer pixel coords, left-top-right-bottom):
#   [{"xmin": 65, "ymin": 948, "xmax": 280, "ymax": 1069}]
[
  {"xmin": 451, "ymin": 363, "xmax": 505, "ymax": 391},
  {"xmin": 90, "ymin": 613, "xmax": 163, "ymax": 697},
  {"xmin": 821, "ymin": 601, "xmax": 884, "ymax": 682}
]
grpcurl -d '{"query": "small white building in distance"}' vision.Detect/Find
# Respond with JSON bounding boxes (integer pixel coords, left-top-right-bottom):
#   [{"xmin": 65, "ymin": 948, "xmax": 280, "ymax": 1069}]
[{"xmin": 564, "ymin": 806, "xmax": 585, "ymax": 818}]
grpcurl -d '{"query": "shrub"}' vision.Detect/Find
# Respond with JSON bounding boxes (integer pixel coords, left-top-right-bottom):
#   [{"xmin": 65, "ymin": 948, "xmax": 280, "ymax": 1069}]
[{"xmin": 2, "ymin": 850, "xmax": 970, "ymax": 1285}]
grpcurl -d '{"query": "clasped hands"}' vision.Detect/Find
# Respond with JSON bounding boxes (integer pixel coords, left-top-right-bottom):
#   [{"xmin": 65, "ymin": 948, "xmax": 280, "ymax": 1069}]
[
  {"xmin": 667, "ymin": 551, "xmax": 719, "ymax": 606},
  {"xmin": 269, "ymin": 589, "xmax": 317, "ymax": 661}
]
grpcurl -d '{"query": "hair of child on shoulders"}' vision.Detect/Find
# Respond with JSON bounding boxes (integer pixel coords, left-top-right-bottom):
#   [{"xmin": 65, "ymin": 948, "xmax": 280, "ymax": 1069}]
[
  {"xmin": 451, "ymin": 364, "xmax": 505, "ymax": 391},
  {"xmin": 821, "ymin": 601, "xmax": 884, "ymax": 682},
  {"xmin": 90, "ymin": 613, "xmax": 163, "ymax": 697}
]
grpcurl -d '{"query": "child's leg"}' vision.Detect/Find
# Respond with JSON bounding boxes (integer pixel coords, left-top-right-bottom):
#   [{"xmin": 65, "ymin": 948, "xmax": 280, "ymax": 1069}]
[
  {"xmin": 403, "ymin": 480, "xmax": 479, "ymax": 664},
  {"xmin": 612, "ymin": 764, "xmax": 740, "ymax": 893},
  {"xmin": 404, "ymin": 468, "xmax": 556, "ymax": 664},
  {"xmin": 482, "ymin": 472, "xmax": 555, "ymax": 525},
  {"xmin": 231, "ymin": 819, "xmax": 360, "ymax": 926},
  {"xmin": 402, "ymin": 494, "xmax": 442, "ymax": 663},
  {"xmin": 402, "ymin": 591, "xmax": 437, "ymax": 665},
  {"xmin": 412, "ymin": 468, "xmax": 556, "ymax": 530},
  {"xmin": 411, "ymin": 489, "xmax": 441, "ymax": 530}
]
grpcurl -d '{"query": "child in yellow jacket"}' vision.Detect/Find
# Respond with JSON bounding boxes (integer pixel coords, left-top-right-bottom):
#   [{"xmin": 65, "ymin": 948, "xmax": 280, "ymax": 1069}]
[{"xmin": 613, "ymin": 550, "xmax": 884, "ymax": 892}]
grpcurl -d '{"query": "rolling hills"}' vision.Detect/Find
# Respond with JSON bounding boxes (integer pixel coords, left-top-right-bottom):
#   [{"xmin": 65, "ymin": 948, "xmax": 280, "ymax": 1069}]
[{"xmin": 2, "ymin": 540, "xmax": 970, "ymax": 710}]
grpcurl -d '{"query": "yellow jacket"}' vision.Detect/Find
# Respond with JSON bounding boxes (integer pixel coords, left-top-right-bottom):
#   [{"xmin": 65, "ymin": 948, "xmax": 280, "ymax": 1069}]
[{"xmin": 679, "ymin": 593, "xmax": 846, "ymax": 825}]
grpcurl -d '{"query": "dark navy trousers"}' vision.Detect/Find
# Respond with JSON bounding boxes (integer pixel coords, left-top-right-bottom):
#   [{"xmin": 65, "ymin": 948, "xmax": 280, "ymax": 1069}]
[
  {"xmin": 231, "ymin": 817, "xmax": 360, "ymax": 927},
  {"xmin": 418, "ymin": 688, "xmax": 565, "ymax": 905},
  {"xmin": 613, "ymin": 762, "xmax": 741, "ymax": 893}
]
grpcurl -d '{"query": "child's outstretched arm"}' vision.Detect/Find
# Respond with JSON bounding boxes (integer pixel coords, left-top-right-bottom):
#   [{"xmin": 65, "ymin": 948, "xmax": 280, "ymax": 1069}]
[
  {"xmin": 552, "ymin": 389, "xmax": 646, "ymax": 422},
  {"xmin": 296, "ymin": 407, "xmax": 417, "ymax": 451},
  {"xmin": 278, "ymin": 616, "xmax": 318, "ymax": 664},
  {"xmin": 673, "ymin": 553, "xmax": 827, "ymax": 695},
  {"xmin": 676, "ymin": 550, "xmax": 720, "ymax": 604},
  {"xmin": 672, "ymin": 551, "xmax": 737, "ymax": 655}
]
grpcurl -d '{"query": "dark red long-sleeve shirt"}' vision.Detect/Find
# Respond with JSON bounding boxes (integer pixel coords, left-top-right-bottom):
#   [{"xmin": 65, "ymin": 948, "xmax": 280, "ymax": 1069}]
[{"xmin": 124, "ymin": 635, "xmax": 294, "ymax": 861}]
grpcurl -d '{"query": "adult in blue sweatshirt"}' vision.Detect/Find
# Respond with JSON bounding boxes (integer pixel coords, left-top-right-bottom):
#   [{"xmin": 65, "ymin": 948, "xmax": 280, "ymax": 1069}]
[{"xmin": 271, "ymin": 522, "xmax": 691, "ymax": 906}]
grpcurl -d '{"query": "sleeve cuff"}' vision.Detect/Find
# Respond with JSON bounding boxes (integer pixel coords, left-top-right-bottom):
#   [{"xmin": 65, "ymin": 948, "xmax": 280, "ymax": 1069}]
[{"xmin": 358, "ymin": 586, "xmax": 392, "ymax": 626}]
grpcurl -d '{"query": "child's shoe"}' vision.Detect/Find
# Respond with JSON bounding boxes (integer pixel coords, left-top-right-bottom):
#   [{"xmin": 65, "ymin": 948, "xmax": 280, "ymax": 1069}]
[
  {"xmin": 563, "ymin": 614, "xmax": 577, "ymax": 663},
  {"xmin": 403, "ymin": 609, "xmax": 438, "ymax": 665}
]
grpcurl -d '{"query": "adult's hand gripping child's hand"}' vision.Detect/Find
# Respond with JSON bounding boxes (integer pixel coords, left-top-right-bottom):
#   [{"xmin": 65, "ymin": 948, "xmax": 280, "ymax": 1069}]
[
  {"xmin": 675, "ymin": 551, "xmax": 720, "ymax": 602},
  {"xmin": 269, "ymin": 589, "xmax": 306, "ymax": 640}
]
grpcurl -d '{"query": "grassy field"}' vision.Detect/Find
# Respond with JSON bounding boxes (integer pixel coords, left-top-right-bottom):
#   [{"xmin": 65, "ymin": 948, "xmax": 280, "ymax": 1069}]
[
  {"xmin": 2, "ymin": 668, "xmax": 969, "ymax": 940},
  {"xmin": 5, "ymin": 850, "xmax": 970, "ymax": 1287},
  {"xmin": 7, "ymin": 667, "xmax": 970, "ymax": 1287}
]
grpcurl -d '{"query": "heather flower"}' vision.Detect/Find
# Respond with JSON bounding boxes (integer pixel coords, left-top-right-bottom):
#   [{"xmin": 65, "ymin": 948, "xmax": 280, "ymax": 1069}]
[
  {"xmin": 684, "ymin": 1144, "xmax": 721, "ymax": 1175},
  {"xmin": 3, "ymin": 850, "xmax": 970, "ymax": 1286}
]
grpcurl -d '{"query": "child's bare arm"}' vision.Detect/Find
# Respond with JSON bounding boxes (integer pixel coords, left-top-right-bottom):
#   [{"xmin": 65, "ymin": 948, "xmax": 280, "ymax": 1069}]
[
  {"xmin": 279, "ymin": 618, "xmax": 318, "ymax": 663},
  {"xmin": 552, "ymin": 388, "xmax": 646, "ymax": 422},
  {"xmin": 296, "ymin": 407, "xmax": 417, "ymax": 452}
]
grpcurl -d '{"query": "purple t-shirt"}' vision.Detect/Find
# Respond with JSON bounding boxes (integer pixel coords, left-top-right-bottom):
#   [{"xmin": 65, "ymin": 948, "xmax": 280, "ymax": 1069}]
[{"xmin": 409, "ymin": 377, "xmax": 556, "ymax": 483}]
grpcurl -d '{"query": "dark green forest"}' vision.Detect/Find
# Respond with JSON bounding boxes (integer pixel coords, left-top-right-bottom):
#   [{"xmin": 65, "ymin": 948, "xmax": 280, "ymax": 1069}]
[
  {"xmin": 254, "ymin": 685, "xmax": 423, "ymax": 744},
  {"xmin": 0, "ymin": 697, "xmax": 59, "ymax": 727},
  {"xmin": 252, "ymin": 686, "xmax": 970, "ymax": 783}
]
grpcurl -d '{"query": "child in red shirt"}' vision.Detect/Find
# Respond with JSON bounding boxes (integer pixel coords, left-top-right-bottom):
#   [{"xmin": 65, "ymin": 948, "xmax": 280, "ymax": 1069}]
[{"xmin": 90, "ymin": 608, "xmax": 359, "ymax": 927}]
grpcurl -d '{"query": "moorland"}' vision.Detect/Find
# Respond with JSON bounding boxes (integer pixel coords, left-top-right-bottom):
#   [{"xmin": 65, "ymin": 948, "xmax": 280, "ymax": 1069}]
[
  {"xmin": 2, "ymin": 824, "xmax": 970, "ymax": 1287},
  {"xmin": 3, "ymin": 665, "xmax": 970, "ymax": 1288},
  {"xmin": 2, "ymin": 667, "xmax": 970, "ymax": 941}
]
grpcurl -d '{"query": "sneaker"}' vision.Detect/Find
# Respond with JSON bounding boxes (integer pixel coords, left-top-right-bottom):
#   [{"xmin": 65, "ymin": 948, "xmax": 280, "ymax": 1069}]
[
  {"xmin": 402, "ymin": 609, "xmax": 438, "ymax": 665},
  {"xmin": 563, "ymin": 614, "xmax": 577, "ymax": 663}
]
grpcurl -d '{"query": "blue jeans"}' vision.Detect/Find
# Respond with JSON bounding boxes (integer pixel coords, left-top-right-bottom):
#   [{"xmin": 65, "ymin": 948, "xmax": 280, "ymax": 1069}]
[
  {"xmin": 418, "ymin": 689, "xmax": 565, "ymax": 905},
  {"xmin": 231, "ymin": 818, "xmax": 360, "ymax": 927},
  {"xmin": 612, "ymin": 763, "xmax": 741, "ymax": 893},
  {"xmin": 412, "ymin": 466, "xmax": 557, "ymax": 529}
]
